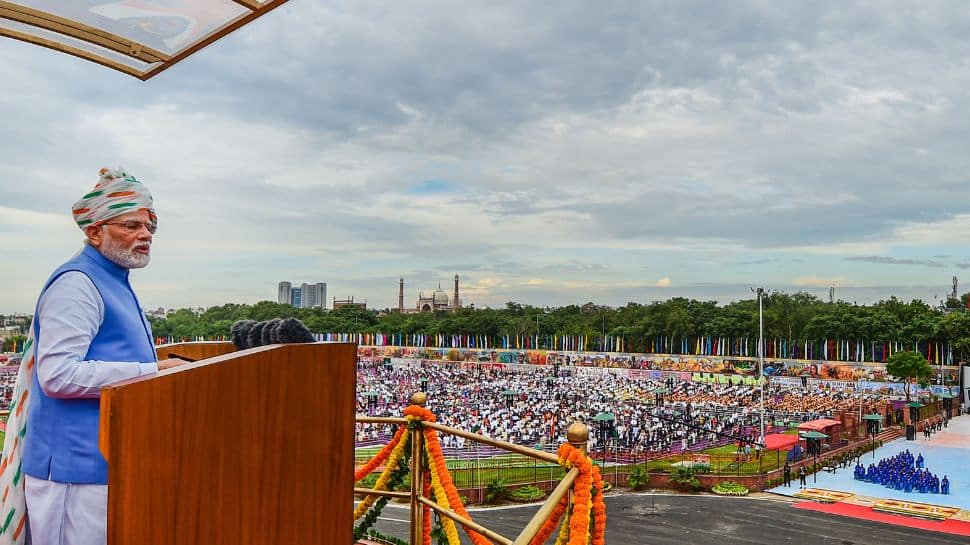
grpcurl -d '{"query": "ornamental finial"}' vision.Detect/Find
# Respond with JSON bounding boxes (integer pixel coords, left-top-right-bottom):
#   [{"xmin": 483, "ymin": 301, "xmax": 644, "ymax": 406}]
[{"xmin": 566, "ymin": 422, "xmax": 589, "ymax": 444}]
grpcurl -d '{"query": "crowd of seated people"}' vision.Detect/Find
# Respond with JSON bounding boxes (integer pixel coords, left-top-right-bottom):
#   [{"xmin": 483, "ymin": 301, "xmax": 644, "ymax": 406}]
[
  {"xmin": 354, "ymin": 361, "xmax": 883, "ymax": 457},
  {"xmin": 0, "ymin": 364, "xmax": 18, "ymax": 410}
]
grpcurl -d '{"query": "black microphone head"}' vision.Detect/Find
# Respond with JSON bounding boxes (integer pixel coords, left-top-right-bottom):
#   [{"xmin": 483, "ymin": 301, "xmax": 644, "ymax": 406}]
[
  {"xmin": 275, "ymin": 317, "xmax": 315, "ymax": 344},
  {"xmin": 231, "ymin": 319, "xmax": 256, "ymax": 350},
  {"xmin": 248, "ymin": 321, "xmax": 268, "ymax": 348},
  {"xmin": 262, "ymin": 318, "xmax": 281, "ymax": 346},
  {"xmin": 269, "ymin": 322, "xmax": 280, "ymax": 344}
]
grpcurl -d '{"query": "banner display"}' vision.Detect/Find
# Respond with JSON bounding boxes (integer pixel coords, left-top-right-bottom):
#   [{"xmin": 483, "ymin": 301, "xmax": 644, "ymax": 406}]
[{"xmin": 360, "ymin": 345, "xmax": 962, "ymax": 394}]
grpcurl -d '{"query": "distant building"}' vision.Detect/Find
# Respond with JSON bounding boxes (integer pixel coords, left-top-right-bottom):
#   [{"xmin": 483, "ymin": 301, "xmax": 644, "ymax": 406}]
[
  {"xmin": 278, "ymin": 281, "xmax": 327, "ymax": 309},
  {"xmin": 144, "ymin": 307, "xmax": 169, "ymax": 320},
  {"xmin": 398, "ymin": 274, "xmax": 462, "ymax": 313},
  {"xmin": 301, "ymin": 283, "xmax": 327, "ymax": 309},
  {"xmin": 333, "ymin": 296, "xmax": 366, "ymax": 310},
  {"xmin": 277, "ymin": 282, "xmax": 292, "ymax": 305}
]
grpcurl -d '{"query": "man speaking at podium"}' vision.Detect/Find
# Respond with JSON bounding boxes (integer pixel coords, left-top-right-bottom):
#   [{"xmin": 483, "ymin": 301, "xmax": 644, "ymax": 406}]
[{"xmin": 11, "ymin": 168, "xmax": 186, "ymax": 545}]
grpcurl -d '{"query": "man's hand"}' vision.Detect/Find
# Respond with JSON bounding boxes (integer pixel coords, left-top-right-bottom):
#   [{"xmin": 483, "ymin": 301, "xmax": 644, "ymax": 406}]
[{"xmin": 157, "ymin": 358, "xmax": 190, "ymax": 371}]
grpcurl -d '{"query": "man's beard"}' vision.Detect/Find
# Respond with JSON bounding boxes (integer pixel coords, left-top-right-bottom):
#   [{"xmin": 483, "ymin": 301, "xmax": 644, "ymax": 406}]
[{"xmin": 100, "ymin": 234, "xmax": 151, "ymax": 269}]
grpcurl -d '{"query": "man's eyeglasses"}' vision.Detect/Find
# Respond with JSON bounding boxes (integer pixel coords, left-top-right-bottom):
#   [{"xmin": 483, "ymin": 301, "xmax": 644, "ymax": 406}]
[{"xmin": 101, "ymin": 220, "xmax": 157, "ymax": 234}]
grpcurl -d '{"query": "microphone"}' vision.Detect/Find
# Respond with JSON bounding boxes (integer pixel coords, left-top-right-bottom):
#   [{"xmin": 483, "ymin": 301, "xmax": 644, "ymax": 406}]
[
  {"xmin": 247, "ymin": 321, "xmax": 268, "ymax": 349},
  {"xmin": 261, "ymin": 318, "xmax": 281, "ymax": 346},
  {"xmin": 231, "ymin": 319, "xmax": 256, "ymax": 350},
  {"xmin": 273, "ymin": 318, "xmax": 315, "ymax": 344},
  {"xmin": 231, "ymin": 318, "xmax": 315, "ymax": 349}
]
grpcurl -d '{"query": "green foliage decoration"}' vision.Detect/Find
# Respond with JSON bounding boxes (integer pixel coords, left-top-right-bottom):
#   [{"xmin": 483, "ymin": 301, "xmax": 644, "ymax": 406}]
[
  {"xmin": 627, "ymin": 466, "xmax": 650, "ymax": 491},
  {"xmin": 711, "ymin": 481, "xmax": 749, "ymax": 496},
  {"xmin": 484, "ymin": 476, "xmax": 511, "ymax": 504},
  {"xmin": 670, "ymin": 466, "xmax": 702, "ymax": 491},
  {"xmin": 509, "ymin": 485, "xmax": 546, "ymax": 502}
]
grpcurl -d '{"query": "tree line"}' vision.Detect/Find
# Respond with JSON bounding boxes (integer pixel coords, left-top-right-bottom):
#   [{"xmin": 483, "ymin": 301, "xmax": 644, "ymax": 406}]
[{"xmin": 145, "ymin": 292, "xmax": 970, "ymax": 362}]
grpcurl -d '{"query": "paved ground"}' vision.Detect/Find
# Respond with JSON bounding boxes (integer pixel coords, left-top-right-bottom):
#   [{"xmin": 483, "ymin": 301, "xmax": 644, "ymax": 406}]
[
  {"xmin": 769, "ymin": 414, "xmax": 970, "ymax": 510},
  {"xmin": 370, "ymin": 493, "xmax": 970, "ymax": 544}
]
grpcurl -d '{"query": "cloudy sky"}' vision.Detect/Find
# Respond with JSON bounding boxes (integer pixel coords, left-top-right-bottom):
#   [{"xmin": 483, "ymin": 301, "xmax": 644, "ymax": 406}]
[{"xmin": 2, "ymin": 1, "xmax": 969, "ymax": 313}]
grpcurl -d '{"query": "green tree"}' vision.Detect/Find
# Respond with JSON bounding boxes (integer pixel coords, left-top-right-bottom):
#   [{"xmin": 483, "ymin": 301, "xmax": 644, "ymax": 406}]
[
  {"xmin": 938, "ymin": 312, "xmax": 970, "ymax": 363},
  {"xmin": 885, "ymin": 351, "xmax": 933, "ymax": 401}
]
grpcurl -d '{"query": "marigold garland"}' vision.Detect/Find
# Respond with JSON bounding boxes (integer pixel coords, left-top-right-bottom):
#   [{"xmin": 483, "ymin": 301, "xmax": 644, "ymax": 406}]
[
  {"xmin": 354, "ymin": 432, "xmax": 410, "ymax": 521},
  {"xmin": 405, "ymin": 404, "xmax": 492, "ymax": 545},
  {"xmin": 590, "ymin": 465, "xmax": 606, "ymax": 545},
  {"xmin": 353, "ymin": 448, "xmax": 411, "ymax": 541},
  {"xmin": 355, "ymin": 425, "xmax": 406, "ymax": 482},
  {"xmin": 423, "ymin": 426, "xmax": 492, "ymax": 545},
  {"xmin": 424, "ymin": 442, "xmax": 461, "ymax": 545},
  {"xmin": 403, "ymin": 405, "xmax": 437, "ymax": 423},
  {"xmin": 553, "ymin": 506, "xmax": 572, "ymax": 545},
  {"xmin": 556, "ymin": 443, "xmax": 606, "ymax": 545},
  {"xmin": 422, "ymin": 471, "xmax": 433, "ymax": 545},
  {"xmin": 357, "ymin": 406, "xmax": 606, "ymax": 545},
  {"xmin": 529, "ymin": 496, "xmax": 567, "ymax": 545}
]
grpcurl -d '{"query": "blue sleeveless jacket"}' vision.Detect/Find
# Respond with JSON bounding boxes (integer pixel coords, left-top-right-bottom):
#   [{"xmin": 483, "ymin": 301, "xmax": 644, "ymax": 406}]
[{"xmin": 23, "ymin": 245, "xmax": 156, "ymax": 484}]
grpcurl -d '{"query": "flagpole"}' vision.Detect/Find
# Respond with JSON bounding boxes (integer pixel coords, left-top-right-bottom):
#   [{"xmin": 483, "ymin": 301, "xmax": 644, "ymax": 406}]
[{"xmin": 751, "ymin": 286, "xmax": 769, "ymax": 444}]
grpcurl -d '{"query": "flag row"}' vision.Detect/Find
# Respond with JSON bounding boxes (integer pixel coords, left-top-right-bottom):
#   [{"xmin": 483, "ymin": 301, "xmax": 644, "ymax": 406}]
[{"xmin": 148, "ymin": 334, "xmax": 954, "ymax": 364}]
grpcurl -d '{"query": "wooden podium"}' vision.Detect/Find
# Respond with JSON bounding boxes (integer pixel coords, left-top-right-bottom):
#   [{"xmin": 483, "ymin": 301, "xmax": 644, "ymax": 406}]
[{"xmin": 99, "ymin": 342, "xmax": 356, "ymax": 544}]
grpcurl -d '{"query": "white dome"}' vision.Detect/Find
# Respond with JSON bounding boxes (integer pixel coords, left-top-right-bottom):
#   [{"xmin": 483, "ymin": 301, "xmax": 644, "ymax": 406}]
[{"xmin": 433, "ymin": 288, "xmax": 449, "ymax": 305}]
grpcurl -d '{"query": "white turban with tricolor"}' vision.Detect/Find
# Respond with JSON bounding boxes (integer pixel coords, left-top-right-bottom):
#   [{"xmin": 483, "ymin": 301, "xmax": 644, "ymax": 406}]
[{"xmin": 71, "ymin": 167, "xmax": 155, "ymax": 231}]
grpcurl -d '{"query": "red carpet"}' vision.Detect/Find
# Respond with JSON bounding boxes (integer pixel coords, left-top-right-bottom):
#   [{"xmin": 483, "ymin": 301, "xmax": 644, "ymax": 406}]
[{"xmin": 793, "ymin": 501, "xmax": 970, "ymax": 537}]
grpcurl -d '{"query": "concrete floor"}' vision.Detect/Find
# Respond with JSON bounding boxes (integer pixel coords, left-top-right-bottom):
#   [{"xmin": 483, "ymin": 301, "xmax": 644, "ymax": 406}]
[{"xmin": 370, "ymin": 493, "xmax": 970, "ymax": 545}]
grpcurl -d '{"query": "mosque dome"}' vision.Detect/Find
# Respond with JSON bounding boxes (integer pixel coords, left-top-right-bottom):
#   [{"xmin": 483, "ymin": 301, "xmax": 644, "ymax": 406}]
[{"xmin": 433, "ymin": 288, "xmax": 450, "ymax": 306}]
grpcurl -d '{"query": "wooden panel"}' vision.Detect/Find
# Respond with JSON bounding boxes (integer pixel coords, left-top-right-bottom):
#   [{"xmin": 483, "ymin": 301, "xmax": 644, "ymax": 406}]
[
  {"xmin": 0, "ymin": 1, "xmax": 169, "ymax": 62},
  {"xmin": 155, "ymin": 341, "xmax": 236, "ymax": 362},
  {"xmin": 140, "ymin": 0, "xmax": 289, "ymax": 81},
  {"xmin": 101, "ymin": 342, "xmax": 356, "ymax": 545}
]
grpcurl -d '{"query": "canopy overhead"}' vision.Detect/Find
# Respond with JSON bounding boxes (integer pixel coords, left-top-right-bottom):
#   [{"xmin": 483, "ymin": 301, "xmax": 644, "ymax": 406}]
[
  {"xmin": 593, "ymin": 412, "xmax": 615, "ymax": 422},
  {"xmin": 797, "ymin": 418, "xmax": 841, "ymax": 432},
  {"xmin": 0, "ymin": 0, "xmax": 288, "ymax": 80},
  {"xmin": 763, "ymin": 433, "xmax": 799, "ymax": 450}
]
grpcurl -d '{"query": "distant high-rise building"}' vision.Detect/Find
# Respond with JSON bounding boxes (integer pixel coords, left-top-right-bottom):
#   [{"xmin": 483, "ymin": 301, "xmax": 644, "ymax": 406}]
[
  {"xmin": 278, "ymin": 281, "xmax": 292, "ymax": 305},
  {"xmin": 301, "ymin": 282, "xmax": 327, "ymax": 309},
  {"xmin": 277, "ymin": 280, "xmax": 326, "ymax": 309}
]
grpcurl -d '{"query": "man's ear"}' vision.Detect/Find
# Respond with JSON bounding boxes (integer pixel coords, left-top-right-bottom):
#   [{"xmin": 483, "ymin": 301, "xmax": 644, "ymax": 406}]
[{"xmin": 85, "ymin": 225, "xmax": 103, "ymax": 248}]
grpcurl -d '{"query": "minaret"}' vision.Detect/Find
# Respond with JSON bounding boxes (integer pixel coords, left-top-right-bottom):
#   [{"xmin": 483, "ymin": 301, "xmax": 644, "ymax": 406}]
[
  {"xmin": 399, "ymin": 277, "xmax": 405, "ymax": 312},
  {"xmin": 453, "ymin": 274, "xmax": 460, "ymax": 310}
]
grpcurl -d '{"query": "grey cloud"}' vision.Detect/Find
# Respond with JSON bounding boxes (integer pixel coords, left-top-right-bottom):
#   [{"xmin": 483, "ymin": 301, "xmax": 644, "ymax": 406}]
[
  {"xmin": 6, "ymin": 2, "xmax": 970, "ymax": 309},
  {"xmin": 434, "ymin": 261, "xmax": 523, "ymax": 273},
  {"xmin": 845, "ymin": 256, "xmax": 947, "ymax": 268},
  {"xmin": 541, "ymin": 261, "xmax": 611, "ymax": 273}
]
